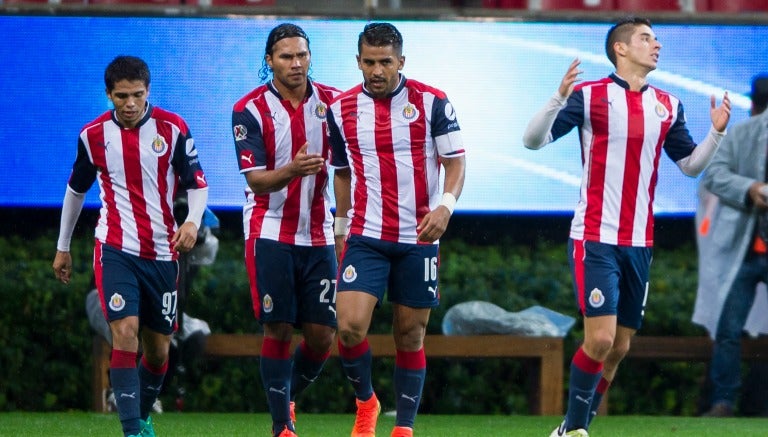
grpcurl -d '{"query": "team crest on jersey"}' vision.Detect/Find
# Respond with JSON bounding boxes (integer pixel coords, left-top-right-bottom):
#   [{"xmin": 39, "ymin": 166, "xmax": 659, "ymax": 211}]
[
  {"xmin": 151, "ymin": 136, "xmax": 167, "ymax": 154},
  {"xmin": 234, "ymin": 124, "xmax": 247, "ymax": 141},
  {"xmin": 342, "ymin": 265, "xmax": 358, "ymax": 283},
  {"xmin": 313, "ymin": 102, "xmax": 328, "ymax": 120},
  {"xmin": 588, "ymin": 288, "xmax": 605, "ymax": 308},
  {"xmin": 654, "ymin": 103, "xmax": 668, "ymax": 119},
  {"xmin": 263, "ymin": 294, "xmax": 274, "ymax": 313},
  {"xmin": 402, "ymin": 103, "xmax": 419, "ymax": 121},
  {"xmin": 108, "ymin": 292, "xmax": 126, "ymax": 312}
]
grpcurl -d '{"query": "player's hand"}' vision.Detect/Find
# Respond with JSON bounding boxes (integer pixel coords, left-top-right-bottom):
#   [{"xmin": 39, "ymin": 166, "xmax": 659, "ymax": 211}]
[
  {"xmin": 710, "ymin": 91, "xmax": 731, "ymax": 133},
  {"xmin": 291, "ymin": 143, "xmax": 324, "ymax": 177},
  {"xmin": 558, "ymin": 58, "xmax": 582, "ymax": 99},
  {"xmin": 172, "ymin": 221, "xmax": 199, "ymax": 253},
  {"xmin": 417, "ymin": 207, "xmax": 451, "ymax": 243},
  {"xmin": 52, "ymin": 251, "xmax": 73, "ymax": 284}
]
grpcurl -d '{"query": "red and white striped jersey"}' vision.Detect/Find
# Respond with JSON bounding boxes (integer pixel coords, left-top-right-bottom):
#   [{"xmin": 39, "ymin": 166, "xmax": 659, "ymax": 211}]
[
  {"xmin": 551, "ymin": 74, "xmax": 696, "ymax": 247},
  {"xmin": 328, "ymin": 76, "xmax": 465, "ymax": 244},
  {"xmin": 69, "ymin": 104, "xmax": 208, "ymax": 261},
  {"xmin": 233, "ymin": 81, "xmax": 341, "ymax": 246}
]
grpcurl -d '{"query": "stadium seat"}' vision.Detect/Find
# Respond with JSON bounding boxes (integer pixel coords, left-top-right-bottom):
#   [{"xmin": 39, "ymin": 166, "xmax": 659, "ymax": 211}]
[
  {"xmin": 87, "ymin": 0, "xmax": 182, "ymax": 4},
  {"xmin": 538, "ymin": 0, "xmax": 614, "ymax": 11},
  {"xmin": 482, "ymin": 0, "xmax": 526, "ymax": 8},
  {"xmin": 203, "ymin": 0, "xmax": 275, "ymax": 5},
  {"xmin": 710, "ymin": 0, "xmax": 768, "ymax": 12},
  {"xmin": 615, "ymin": 0, "xmax": 708, "ymax": 11}
]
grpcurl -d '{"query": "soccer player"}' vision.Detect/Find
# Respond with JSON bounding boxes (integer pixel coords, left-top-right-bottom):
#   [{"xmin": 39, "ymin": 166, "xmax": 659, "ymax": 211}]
[
  {"xmin": 52, "ymin": 55, "xmax": 209, "ymax": 437},
  {"xmin": 231, "ymin": 23, "xmax": 341, "ymax": 437},
  {"xmin": 328, "ymin": 22, "xmax": 466, "ymax": 437},
  {"xmin": 522, "ymin": 17, "xmax": 731, "ymax": 437}
]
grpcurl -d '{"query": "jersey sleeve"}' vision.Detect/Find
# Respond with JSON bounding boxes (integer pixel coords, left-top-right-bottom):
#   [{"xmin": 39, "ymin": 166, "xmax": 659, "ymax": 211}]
[
  {"xmin": 172, "ymin": 125, "xmax": 208, "ymax": 191},
  {"xmin": 550, "ymin": 89, "xmax": 585, "ymax": 142},
  {"xmin": 663, "ymin": 102, "xmax": 696, "ymax": 162},
  {"xmin": 430, "ymin": 95, "xmax": 465, "ymax": 157},
  {"xmin": 328, "ymin": 108, "xmax": 349, "ymax": 168},
  {"xmin": 232, "ymin": 106, "xmax": 266, "ymax": 173},
  {"xmin": 67, "ymin": 138, "xmax": 97, "ymax": 194}
]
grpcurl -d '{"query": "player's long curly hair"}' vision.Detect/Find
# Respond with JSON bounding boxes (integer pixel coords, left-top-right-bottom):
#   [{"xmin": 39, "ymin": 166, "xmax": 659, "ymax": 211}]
[{"xmin": 258, "ymin": 23, "xmax": 313, "ymax": 83}]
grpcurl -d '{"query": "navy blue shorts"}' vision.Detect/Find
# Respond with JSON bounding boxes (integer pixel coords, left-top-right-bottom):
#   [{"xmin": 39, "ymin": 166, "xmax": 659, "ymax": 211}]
[
  {"xmin": 245, "ymin": 238, "xmax": 337, "ymax": 327},
  {"xmin": 93, "ymin": 240, "xmax": 179, "ymax": 335},
  {"xmin": 337, "ymin": 235, "xmax": 440, "ymax": 308},
  {"xmin": 567, "ymin": 239, "xmax": 652, "ymax": 330}
]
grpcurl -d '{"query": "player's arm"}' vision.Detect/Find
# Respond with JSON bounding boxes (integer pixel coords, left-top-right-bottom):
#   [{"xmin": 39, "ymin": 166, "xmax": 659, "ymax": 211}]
[
  {"xmin": 53, "ymin": 139, "xmax": 95, "ymax": 284},
  {"xmin": 327, "ymin": 108, "xmax": 351, "ymax": 258},
  {"xmin": 244, "ymin": 143, "xmax": 324, "ymax": 195},
  {"xmin": 333, "ymin": 167, "xmax": 352, "ymax": 259},
  {"xmin": 417, "ymin": 155, "xmax": 465, "ymax": 243},
  {"xmin": 523, "ymin": 58, "xmax": 582, "ymax": 150},
  {"xmin": 171, "ymin": 128, "xmax": 209, "ymax": 253},
  {"xmin": 675, "ymin": 92, "xmax": 731, "ymax": 177}
]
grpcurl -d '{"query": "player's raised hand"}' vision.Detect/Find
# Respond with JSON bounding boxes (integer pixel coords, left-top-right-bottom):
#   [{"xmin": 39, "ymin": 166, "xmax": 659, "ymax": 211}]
[
  {"xmin": 558, "ymin": 58, "xmax": 583, "ymax": 99},
  {"xmin": 710, "ymin": 91, "xmax": 731, "ymax": 133},
  {"xmin": 292, "ymin": 143, "xmax": 324, "ymax": 176}
]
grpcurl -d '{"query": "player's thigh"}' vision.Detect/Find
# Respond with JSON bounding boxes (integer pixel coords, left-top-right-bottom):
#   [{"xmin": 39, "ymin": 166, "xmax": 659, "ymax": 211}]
[
  {"xmin": 568, "ymin": 239, "xmax": 620, "ymax": 317},
  {"xmin": 136, "ymin": 256, "xmax": 179, "ymax": 335},
  {"xmin": 337, "ymin": 235, "xmax": 390, "ymax": 304},
  {"xmin": 252, "ymin": 238, "xmax": 298, "ymax": 324},
  {"xmin": 296, "ymin": 245, "xmax": 338, "ymax": 327},
  {"xmin": 95, "ymin": 242, "xmax": 141, "ymax": 323},
  {"xmin": 616, "ymin": 246, "xmax": 652, "ymax": 330},
  {"xmin": 388, "ymin": 242, "xmax": 440, "ymax": 308}
]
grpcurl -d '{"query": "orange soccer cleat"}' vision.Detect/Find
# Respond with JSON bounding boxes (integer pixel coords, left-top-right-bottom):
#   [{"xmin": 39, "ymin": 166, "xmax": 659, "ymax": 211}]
[
  {"xmin": 390, "ymin": 425, "xmax": 413, "ymax": 437},
  {"xmin": 351, "ymin": 393, "xmax": 381, "ymax": 437}
]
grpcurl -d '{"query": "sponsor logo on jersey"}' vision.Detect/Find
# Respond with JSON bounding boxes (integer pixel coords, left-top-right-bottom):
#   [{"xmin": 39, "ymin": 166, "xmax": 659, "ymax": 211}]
[
  {"xmin": 151, "ymin": 136, "xmax": 167, "ymax": 154},
  {"xmin": 313, "ymin": 102, "xmax": 328, "ymax": 120},
  {"xmin": 654, "ymin": 103, "xmax": 668, "ymax": 119},
  {"xmin": 109, "ymin": 292, "xmax": 126, "ymax": 312},
  {"xmin": 263, "ymin": 294, "xmax": 273, "ymax": 313},
  {"xmin": 342, "ymin": 265, "xmax": 357, "ymax": 283},
  {"xmin": 234, "ymin": 124, "xmax": 247, "ymax": 141},
  {"xmin": 588, "ymin": 287, "xmax": 605, "ymax": 308},
  {"xmin": 402, "ymin": 103, "xmax": 419, "ymax": 121}
]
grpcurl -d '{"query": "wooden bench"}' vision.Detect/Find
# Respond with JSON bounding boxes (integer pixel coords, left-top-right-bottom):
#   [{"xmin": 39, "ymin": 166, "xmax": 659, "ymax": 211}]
[
  {"xmin": 595, "ymin": 335, "xmax": 768, "ymax": 415},
  {"xmin": 93, "ymin": 333, "xmax": 564, "ymax": 415}
]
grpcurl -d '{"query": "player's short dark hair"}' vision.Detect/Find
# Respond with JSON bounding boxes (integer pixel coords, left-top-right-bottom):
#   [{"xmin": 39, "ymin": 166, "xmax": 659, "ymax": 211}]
[
  {"xmin": 358, "ymin": 22, "xmax": 403, "ymax": 55},
  {"xmin": 260, "ymin": 23, "xmax": 311, "ymax": 83},
  {"xmin": 104, "ymin": 56, "xmax": 150, "ymax": 91},
  {"xmin": 751, "ymin": 74, "xmax": 768, "ymax": 115},
  {"xmin": 605, "ymin": 17, "xmax": 652, "ymax": 67}
]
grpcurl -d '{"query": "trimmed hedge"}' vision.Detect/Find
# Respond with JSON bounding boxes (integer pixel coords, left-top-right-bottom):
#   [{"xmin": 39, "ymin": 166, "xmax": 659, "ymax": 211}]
[{"xmin": 0, "ymin": 228, "xmax": 709, "ymax": 414}]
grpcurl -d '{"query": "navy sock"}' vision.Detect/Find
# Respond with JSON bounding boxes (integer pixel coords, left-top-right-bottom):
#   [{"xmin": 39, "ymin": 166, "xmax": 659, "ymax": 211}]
[
  {"xmin": 393, "ymin": 349, "xmax": 426, "ymax": 429},
  {"xmin": 290, "ymin": 341, "xmax": 330, "ymax": 401},
  {"xmin": 110, "ymin": 349, "xmax": 141, "ymax": 436},
  {"xmin": 564, "ymin": 347, "xmax": 603, "ymax": 431},
  {"xmin": 587, "ymin": 377, "xmax": 610, "ymax": 427},
  {"xmin": 138, "ymin": 356, "xmax": 167, "ymax": 420},
  {"xmin": 338, "ymin": 338, "xmax": 374, "ymax": 401},
  {"xmin": 261, "ymin": 337, "xmax": 294, "ymax": 433}
]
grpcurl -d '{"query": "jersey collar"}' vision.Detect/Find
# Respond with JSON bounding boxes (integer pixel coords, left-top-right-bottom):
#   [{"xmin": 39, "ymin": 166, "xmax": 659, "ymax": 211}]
[
  {"xmin": 610, "ymin": 73, "xmax": 649, "ymax": 92},
  {"xmin": 111, "ymin": 102, "xmax": 152, "ymax": 129}
]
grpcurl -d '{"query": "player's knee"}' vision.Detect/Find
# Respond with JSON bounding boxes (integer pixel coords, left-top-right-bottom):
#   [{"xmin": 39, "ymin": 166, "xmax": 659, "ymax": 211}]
[{"xmin": 337, "ymin": 326, "xmax": 366, "ymax": 347}]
